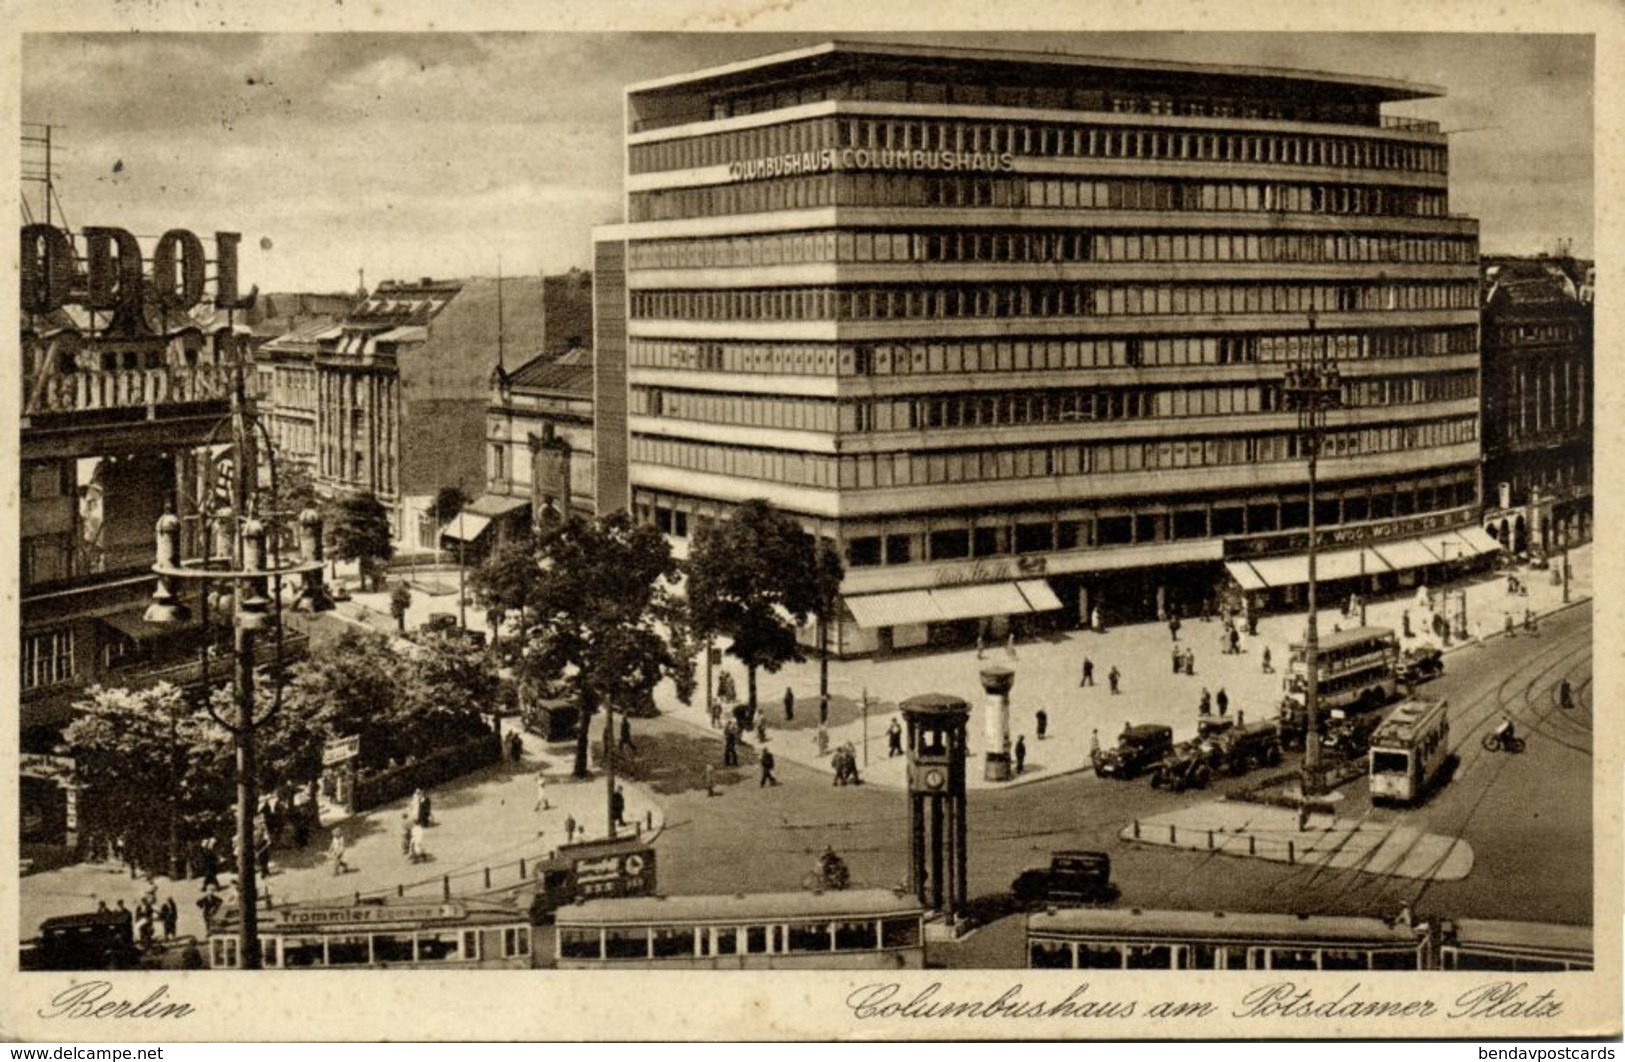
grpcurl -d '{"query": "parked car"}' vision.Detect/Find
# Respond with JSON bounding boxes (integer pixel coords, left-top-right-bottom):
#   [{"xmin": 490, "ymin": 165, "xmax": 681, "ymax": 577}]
[
  {"xmin": 1397, "ymin": 646, "xmax": 1444, "ymax": 686},
  {"xmin": 1207, "ymin": 720, "xmax": 1284, "ymax": 775},
  {"xmin": 1149, "ymin": 741, "xmax": 1214, "ymax": 792},
  {"xmin": 1093, "ymin": 723, "xmax": 1174, "ymax": 780},
  {"xmin": 1010, "ymin": 850, "xmax": 1117, "ymax": 907}
]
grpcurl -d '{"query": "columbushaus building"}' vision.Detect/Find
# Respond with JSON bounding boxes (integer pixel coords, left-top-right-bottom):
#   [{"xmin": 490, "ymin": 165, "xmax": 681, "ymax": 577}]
[{"xmin": 595, "ymin": 41, "xmax": 1488, "ymax": 655}]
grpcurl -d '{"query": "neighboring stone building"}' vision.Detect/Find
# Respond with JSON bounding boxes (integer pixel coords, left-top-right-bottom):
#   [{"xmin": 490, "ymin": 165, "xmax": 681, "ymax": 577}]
[
  {"xmin": 472, "ymin": 345, "xmax": 596, "ymax": 553},
  {"xmin": 595, "ymin": 40, "xmax": 1487, "ymax": 655},
  {"xmin": 1479, "ymin": 254, "xmax": 1593, "ymax": 556}
]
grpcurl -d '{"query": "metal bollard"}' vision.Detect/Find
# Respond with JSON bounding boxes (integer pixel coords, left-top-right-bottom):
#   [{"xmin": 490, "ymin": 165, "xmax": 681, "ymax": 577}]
[
  {"xmin": 1249, "ymin": 835, "xmax": 1256, "ymax": 856},
  {"xmin": 484, "ymin": 867, "xmax": 491, "ymax": 889},
  {"xmin": 1133, "ymin": 819, "xmax": 1141, "ymax": 839},
  {"xmin": 647, "ymin": 809, "xmax": 654, "ymax": 830},
  {"xmin": 1169, "ymin": 824, "xmax": 1177, "ymax": 844},
  {"xmin": 443, "ymin": 875, "xmax": 451, "ymax": 900},
  {"xmin": 1207, "ymin": 829, "xmax": 1214, "ymax": 850},
  {"xmin": 519, "ymin": 857, "xmax": 526, "ymax": 878},
  {"xmin": 1287, "ymin": 840, "xmax": 1295, "ymax": 865},
  {"xmin": 397, "ymin": 883, "xmax": 404, "ymax": 897},
  {"xmin": 354, "ymin": 891, "xmax": 360, "ymax": 905}
]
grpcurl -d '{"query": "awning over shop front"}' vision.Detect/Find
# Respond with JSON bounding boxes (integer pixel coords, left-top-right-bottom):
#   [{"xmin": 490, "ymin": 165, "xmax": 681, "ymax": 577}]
[
  {"xmin": 464, "ymin": 494, "xmax": 531, "ymax": 519},
  {"xmin": 1455, "ymin": 525, "xmax": 1503, "ymax": 556},
  {"xmin": 1015, "ymin": 579, "xmax": 1064, "ymax": 612},
  {"xmin": 844, "ymin": 590, "xmax": 943, "ymax": 629},
  {"xmin": 1417, "ymin": 531, "xmax": 1472, "ymax": 564},
  {"xmin": 1314, "ymin": 547, "xmax": 1391, "ymax": 582},
  {"xmin": 440, "ymin": 513, "xmax": 492, "ymax": 543},
  {"xmin": 844, "ymin": 579, "xmax": 1063, "ymax": 629},
  {"xmin": 1224, "ymin": 560, "xmax": 1268, "ymax": 592},
  {"xmin": 931, "ymin": 581, "xmax": 1031, "ymax": 622},
  {"xmin": 1372, "ymin": 537, "xmax": 1439, "ymax": 571},
  {"xmin": 1243, "ymin": 553, "xmax": 1308, "ymax": 588}
]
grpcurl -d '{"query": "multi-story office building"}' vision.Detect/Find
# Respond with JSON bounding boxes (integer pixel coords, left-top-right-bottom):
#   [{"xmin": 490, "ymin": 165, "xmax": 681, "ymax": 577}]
[
  {"xmin": 596, "ymin": 41, "xmax": 1489, "ymax": 654},
  {"xmin": 1479, "ymin": 254, "xmax": 1593, "ymax": 557},
  {"xmin": 313, "ymin": 276, "xmax": 548, "ymax": 548}
]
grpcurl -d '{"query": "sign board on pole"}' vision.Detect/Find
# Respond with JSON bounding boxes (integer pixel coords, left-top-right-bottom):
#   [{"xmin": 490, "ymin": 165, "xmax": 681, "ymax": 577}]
[{"xmin": 323, "ymin": 735, "xmax": 361, "ymax": 767}]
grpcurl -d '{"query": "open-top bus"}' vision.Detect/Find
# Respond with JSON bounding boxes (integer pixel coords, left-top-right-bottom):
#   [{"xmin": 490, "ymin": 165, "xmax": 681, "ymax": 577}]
[
  {"xmin": 1279, "ymin": 626, "xmax": 1400, "ymax": 748},
  {"xmin": 554, "ymin": 888, "xmax": 926, "ymax": 969},
  {"xmin": 1026, "ymin": 906, "xmax": 1427, "ymax": 970},
  {"xmin": 1368, "ymin": 696, "xmax": 1451, "ymax": 805}
]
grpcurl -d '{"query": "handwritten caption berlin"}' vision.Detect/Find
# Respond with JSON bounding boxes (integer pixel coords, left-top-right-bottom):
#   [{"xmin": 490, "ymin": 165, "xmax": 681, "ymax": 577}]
[{"xmin": 845, "ymin": 981, "xmax": 1565, "ymax": 1022}]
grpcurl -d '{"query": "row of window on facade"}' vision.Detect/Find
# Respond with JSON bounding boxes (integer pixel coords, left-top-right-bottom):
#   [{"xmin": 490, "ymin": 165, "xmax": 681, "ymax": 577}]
[
  {"xmin": 647, "ymin": 75, "xmax": 1383, "ymax": 133},
  {"xmin": 630, "ymin": 280, "xmax": 1478, "ymax": 323},
  {"xmin": 628, "ymin": 328, "xmax": 1477, "ymax": 378},
  {"xmin": 628, "ymin": 172, "xmax": 1450, "ymax": 223},
  {"xmin": 628, "ymin": 228, "xmax": 1478, "ymax": 271},
  {"xmin": 631, "ymin": 371, "xmax": 1479, "ymax": 433},
  {"xmin": 629, "ymin": 415, "xmax": 1479, "ymax": 491},
  {"xmin": 1502, "ymin": 362, "xmax": 1589, "ymax": 436},
  {"xmin": 1494, "ymin": 322, "xmax": 1586, "ymax": 346},
  {"xmin": 644, "ymin": 470, "xmax": 1477, "ymax": 563},
  {"xmin": 632, "ymin": 115, "xmax": 1446, "ymax": 176}
]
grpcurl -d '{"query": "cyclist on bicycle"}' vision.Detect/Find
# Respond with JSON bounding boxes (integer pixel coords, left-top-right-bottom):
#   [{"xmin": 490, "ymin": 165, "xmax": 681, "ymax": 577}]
[
  {"xmin": 816, "ymin": 846, "xmax": 850, "ymax": 890},
  {"xmin": 1495, "ymin": 715, "xmax": 1517, "ymax": 746}
]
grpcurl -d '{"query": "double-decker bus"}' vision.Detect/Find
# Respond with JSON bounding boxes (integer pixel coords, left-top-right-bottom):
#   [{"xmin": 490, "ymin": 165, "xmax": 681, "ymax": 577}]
[
  {"xmin": 554, "ymin": 888, "xmax": 926, "ymax": 969},
  {"xmin": 1279, "ymin": 626, "xmax": 1400, "ymax": 748},
  {"xmin": 1368, "ymin": 696, "xmax": 1451, "ymax": 805},
  {"xmin": 1026, "ymin": 907, "xmax": 1427, "ymax": 970}
]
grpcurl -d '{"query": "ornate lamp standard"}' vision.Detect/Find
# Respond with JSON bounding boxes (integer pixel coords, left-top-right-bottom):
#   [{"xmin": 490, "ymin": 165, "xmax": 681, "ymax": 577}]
[
  {"xmin": 1281, "ymin": 312, "xmax": 1342, "ymax": 798},
  {"xmin": 146, "ymin": 355, "xmax": 333, "ymax": 969}
]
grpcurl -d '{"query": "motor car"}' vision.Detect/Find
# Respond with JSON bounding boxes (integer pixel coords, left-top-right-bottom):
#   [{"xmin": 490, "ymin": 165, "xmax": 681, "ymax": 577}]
[
  {"xmin": 1010, "ymin": 850, "xmax": 1117, "ymax": 907},
  {"xmin": 1092, "ymin": 723, "xmax": 1174, "ymax": 780}
]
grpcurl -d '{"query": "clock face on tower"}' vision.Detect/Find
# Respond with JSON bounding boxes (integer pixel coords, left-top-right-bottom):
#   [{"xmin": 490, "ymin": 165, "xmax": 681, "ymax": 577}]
[{"xmin": 923, "ymin": 767, "xmax": 946, "ymax": 790}]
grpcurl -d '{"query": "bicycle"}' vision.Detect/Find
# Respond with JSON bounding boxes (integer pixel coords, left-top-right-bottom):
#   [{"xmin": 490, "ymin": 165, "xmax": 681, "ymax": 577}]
[{"xmin": 1481, "ymin": 730, "xmax": 1526, "ymax": 754}]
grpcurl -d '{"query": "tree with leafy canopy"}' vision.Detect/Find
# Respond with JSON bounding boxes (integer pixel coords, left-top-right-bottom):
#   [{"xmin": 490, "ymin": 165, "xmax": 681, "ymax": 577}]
[
  {"xmin": 65, "ymin": 683, "xmax": 231, "ymax": 876},
  {"xmin": 395, "ymin": 629, "xmax": 502, "ymax": 759},
  {"xmin": 266, "ymin": 455, "xmax": 319, "ymax": 518},
  {"xmin": 281, "ymin": 626, "xmax": 403, "ymax": 771},
  {"xmin": 513, "ymin": 511, "xmax": 694, "ymax": 778},
  {"xmin": 326, "ymin": 492, "xmax": 393, "ymax": 591},
  {"xmin": 686, "ymin": 499, "xmax": 820, "ymax": 725},
  {"xmin": 433, "ymin": 485, "xmax": 471, "ymax": 529},
  {"xmin": 469, "ymin": 526, "xmax": 537, "ymax": 652}
]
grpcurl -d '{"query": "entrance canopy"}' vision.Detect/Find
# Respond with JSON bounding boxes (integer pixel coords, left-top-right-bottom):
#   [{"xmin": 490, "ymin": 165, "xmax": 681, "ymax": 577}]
[
  {"xmin": 1455, "ymin": 525, "xmax": 1503, "ymax": 556},
  {"xmin": 1239, "ymin": 547, "xmax": 1386, "ymax": 588},
  {"xmin": 440, "ymin": 513, "xmax": 492, "ymax": 544},
  {"xmin": 1224, "ymin": 560, "xmax": 1268, "ymax": 592}
]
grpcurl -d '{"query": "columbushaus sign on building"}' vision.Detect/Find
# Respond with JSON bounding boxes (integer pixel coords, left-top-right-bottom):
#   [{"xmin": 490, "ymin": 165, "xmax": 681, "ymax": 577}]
[{"xmin": 727, "ymin": 148, "xmax": 1017, "ymax": 181}]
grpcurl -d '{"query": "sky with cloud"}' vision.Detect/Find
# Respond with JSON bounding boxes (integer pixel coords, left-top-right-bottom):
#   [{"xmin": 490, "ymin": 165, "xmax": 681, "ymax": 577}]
[{"xmin": 21, "ymin": 32, "xmax": 1593, "ymax": 294}]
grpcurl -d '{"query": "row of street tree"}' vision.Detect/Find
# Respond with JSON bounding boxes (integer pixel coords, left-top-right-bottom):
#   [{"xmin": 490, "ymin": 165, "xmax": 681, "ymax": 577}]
[{"xmin": 63, "ymin": 495, "xmax": 842, "ymax": 875}]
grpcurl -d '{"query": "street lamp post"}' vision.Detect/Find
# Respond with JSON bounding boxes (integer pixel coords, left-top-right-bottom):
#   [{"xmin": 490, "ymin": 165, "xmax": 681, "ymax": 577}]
[
  {"xmin": 148, "ymin": 356, "xmax": 333, "ymax": 969},
  {"xmin": 1281, "ymin": 312, "xmax": 1342, "ymax": 798}
]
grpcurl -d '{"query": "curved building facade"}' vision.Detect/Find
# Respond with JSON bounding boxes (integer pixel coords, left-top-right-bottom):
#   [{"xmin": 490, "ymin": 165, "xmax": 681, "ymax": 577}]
[{"xmin": 596, "ymin": 41, "xmax": 1485, "ymax": 654}]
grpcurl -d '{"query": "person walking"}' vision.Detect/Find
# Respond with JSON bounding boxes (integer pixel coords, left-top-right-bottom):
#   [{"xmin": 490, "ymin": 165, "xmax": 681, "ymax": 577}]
[
  {"xmin": 409, "ymin": 820, "xmax": 426, "ymax": 864},
  {"xmin": 1081, "ymin": 657, "xmax": 1095, "ymax": 686},
  {"xmin": 704, "ymin": 763, "xmax": 716, "ymax": 797},
  {"xmin": 816, "ymin": 721, "xmax": 830, "ymax": 756},
  {"xmin": 1169, "ymin": 616, "xmax": 1180, "ymax": 641},
  {"xmin": 975, "ymin": 628, "xmax": 985, "ymax": 660},
  {"xmin": 1560, "ymin": 679, "xmax": 1574, "ymax": 710},
  {"xmin": 564, "ymin": 814, "xmax": 577, "ymax": 845},
  {"xmin": 1262, "ymin": 646, "xmax": 1273, "ymax": 674},
  {"xmin": 887, "ymin": 719, "xmax": 904, "ymax": 757},
  {"xmin": 759, "ymin": 748, "xmax": 779, "ymax": 787},
  {"xmin": 1505, "ymin": 610, "xmax": 1516, "ymax": 639},
  {"xmin": 1475, "ymin": 620, "xmax": 1485, "ymax": 647},
  {"xmin": 1216, "ymin": 687, "xmax": 1229, "ymax": 718},
  {"xmin": 1014, "ymin": 735, "xmax": 1027, "ymax": 774},
  {"xmin": 611, "ymin": 785, "xmax": 627, "ymax": 827},
  {"xmin": 723, "ymin": 719, "xmax": 739, "ymax": 767},
  {"xmin": 1035, "ymin": 709, "xmax": 1048, "ymax": 741},
  {"xmin": 401, "ymin": 813, "xmax": 413, "ymax": 858},
  {"xmin": 619, "ymin": 715, "xmax": 637, "ymax": 753},
  {"xmin": 329, "ymin": 830, "xmax": 348, "ymax": 877},
  {"xmin": 199, "ymin": 837, "xmax": 221, "ymax": 891},
  {"xmin": 1171, "ymin": 645, "xmax": 1182, "ymax": 674},
  {"xmin": 1006, "ymin": 631, "xmax": 1018, "ymax": 659},
  {"xmin": 159, "ymin": 897, "xmax": 177, "ymax": 941},
  {"xmin": 783, "ymin": 686, "xmax": 795, "ymax": 723},
  {"xmin": 1184, "ymin": 648, "xmax": 1196, "ymax": 676},
  {"xmin": 1198, "ymin": 687, "xmax": 1212, "ymax": 716},
  {"xmin": 534, "ymin": 768, "xmax": 550, "ymax": 811},
  {"xmin": 1229, "ymin": 627, "xmax": 1240, "ymax": 655},
  {"xmin": 1108, "ymin": 665, "xmax": 1121, "ymax": 694},
  {"xmin": 1091, "ymin": 606, "xmax": 1103, "ymax": 634}
]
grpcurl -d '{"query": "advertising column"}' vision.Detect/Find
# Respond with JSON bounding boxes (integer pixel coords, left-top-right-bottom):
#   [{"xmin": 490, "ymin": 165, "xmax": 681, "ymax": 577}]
[{"xmin": 980, "ymin": 666, "xmax": 1014, "ymax": 782}]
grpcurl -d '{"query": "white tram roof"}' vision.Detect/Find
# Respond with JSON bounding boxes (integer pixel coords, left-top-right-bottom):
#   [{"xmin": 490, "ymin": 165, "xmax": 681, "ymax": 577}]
[
  {"xmin": 557, "ymin": 888, "xmax": 924, "ymax": 926},
  {"xmin": 1448, "ymin": 919, "xmax": 1593, "ymax": 956},
  {"xmin": 1288, "ymin": 626, "xmax": 1397, "ymax": 653},
  {"xmin": 1370, "ymin": 696, "xmax": 1448, "ymax": 745},
  {"xmin": 1028, "ymin": 907, "xmax": 1421, "ymax": 945}
]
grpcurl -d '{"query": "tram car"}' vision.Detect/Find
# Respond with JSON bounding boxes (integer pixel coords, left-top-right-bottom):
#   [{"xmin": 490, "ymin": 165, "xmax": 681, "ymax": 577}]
[{"xmin": 1368, "ymin": 696, "xmax": 1451, "ymax": 805}]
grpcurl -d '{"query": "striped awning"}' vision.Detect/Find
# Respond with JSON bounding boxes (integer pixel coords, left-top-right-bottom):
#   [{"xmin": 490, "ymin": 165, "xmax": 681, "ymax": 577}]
[
  {"xmin": 1455, "ymin": 525, "xmax": 1503, "ymax": 555},
  {"xmin": 1016, "ymin": 579, "xmax": 1064, "ymax": 612},
  {"xmin": 844, "ymin": 590, "xmax": 942, "ymax": 629},
  {"xmin": 1373, "ymin": 538, "xmax": 1439, "ymax": 571},
  {"xmin": 931, "ymin": 581, "xmax": 1031, "ymax": 622},
  {"xmin": 1224, "ymin": 560, "xmax": 1268, "ymax": 592}
]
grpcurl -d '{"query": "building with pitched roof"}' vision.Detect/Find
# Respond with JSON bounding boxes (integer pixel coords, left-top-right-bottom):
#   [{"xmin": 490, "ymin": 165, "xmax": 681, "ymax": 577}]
[{"xmin": 480, "ymin": 345, "xmax": 596, "ymax": 538}]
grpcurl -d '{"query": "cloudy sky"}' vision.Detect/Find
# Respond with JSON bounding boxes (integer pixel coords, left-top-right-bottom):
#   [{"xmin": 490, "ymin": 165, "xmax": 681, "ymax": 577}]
[{"xmin": 21, "ymin": 32, "xmax": 1593, "ymax": 293}]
